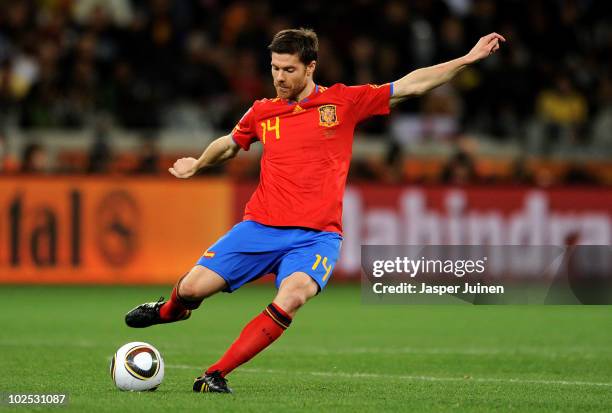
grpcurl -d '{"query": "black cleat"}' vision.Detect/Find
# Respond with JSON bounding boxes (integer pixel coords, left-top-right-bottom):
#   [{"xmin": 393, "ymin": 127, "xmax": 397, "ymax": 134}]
[
  {"xmin": 193, "ymin": 371, "xmax": 233, "ymax": 393},
  {"xmin": 125, "ymin": 297, "xmax": 191, "ymax": 328}
]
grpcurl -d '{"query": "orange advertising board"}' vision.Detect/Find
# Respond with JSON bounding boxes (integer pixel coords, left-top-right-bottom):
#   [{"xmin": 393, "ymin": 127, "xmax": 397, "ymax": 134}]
[{"xmin": 0, "ymin": 177, "xmax": 232, "ymax": 283}]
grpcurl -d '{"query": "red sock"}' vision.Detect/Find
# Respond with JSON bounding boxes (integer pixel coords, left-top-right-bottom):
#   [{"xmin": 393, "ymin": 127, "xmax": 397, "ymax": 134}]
[
  {"xmin": 206, "ymin": 303, "xmax": 292, "ymax": 377},
  {"xmin": 159, "ymin": 287, "xmax": 189, "ymax": 321}
]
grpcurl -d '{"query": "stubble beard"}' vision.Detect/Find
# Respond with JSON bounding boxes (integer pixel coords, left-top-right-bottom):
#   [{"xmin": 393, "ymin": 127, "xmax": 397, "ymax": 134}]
[{"xmin": 276, "ymin": 78, "xmax": 308, "ymax": 101}]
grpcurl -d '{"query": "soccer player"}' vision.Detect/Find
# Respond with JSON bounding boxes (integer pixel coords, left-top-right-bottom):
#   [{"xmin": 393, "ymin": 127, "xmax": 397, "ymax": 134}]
[{"xmin": 125, "ymin": 28, "xmax": 504, "ymax": 393}]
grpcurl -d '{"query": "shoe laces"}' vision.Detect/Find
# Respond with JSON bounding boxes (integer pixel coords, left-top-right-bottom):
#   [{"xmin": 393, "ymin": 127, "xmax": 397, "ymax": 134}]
[{"xmin": 149, "ymin": 296, "xmax": 164, "ymax": 310}]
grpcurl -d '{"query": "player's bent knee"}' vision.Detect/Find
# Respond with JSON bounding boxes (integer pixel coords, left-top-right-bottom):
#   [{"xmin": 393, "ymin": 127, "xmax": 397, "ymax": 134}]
[
  {"xmin": 275, "ymin": 274, "xmax": 319, "ymax": 314},
  {"xmin": 177, "ymin": 278, "xmax": 201, "ymax": 301},
  {"xmin": 178, "ymin": 266, "xmax": 227, "ymax": 301},
  {"xmin": 279, "ymin": 272, "xmax": 319, "ymax": 294}
]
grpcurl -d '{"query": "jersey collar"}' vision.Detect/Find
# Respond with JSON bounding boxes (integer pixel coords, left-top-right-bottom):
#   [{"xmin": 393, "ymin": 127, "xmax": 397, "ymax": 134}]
[{"xmin": 283, "ymin": 84, "xmax": 319, "ymax": 105}]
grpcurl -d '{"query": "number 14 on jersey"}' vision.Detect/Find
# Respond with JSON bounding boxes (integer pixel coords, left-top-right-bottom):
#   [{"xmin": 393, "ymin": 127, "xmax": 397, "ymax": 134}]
[{"xmin": 260, "ymin": 117, "xmax": 280, "ymax": 144}]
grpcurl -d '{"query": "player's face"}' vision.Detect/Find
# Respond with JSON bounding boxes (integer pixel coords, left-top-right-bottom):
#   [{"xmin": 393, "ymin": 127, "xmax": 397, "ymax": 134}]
[{"xmin": 271, "ymin": 53, "xmax": 315, "ymax": 100}]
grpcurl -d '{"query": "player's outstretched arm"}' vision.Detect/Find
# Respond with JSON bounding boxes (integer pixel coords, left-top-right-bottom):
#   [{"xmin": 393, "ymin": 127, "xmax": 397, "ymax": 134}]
[
  {"xmin": 168, "ymin": 134, "xmax": 240, "ymax": 179},
  {"xmin": 390, "ymin": 32, "xmax": 505, "ymax": 107}
]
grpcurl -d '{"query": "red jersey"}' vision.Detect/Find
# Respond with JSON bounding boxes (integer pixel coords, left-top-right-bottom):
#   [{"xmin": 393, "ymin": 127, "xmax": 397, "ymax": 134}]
[{"xmin": 232, "ymin": 83, "xmax": 393, "ymax": 234}]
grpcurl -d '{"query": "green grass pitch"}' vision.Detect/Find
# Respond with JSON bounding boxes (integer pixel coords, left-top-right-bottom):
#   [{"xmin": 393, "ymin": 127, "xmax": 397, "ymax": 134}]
[{"xmin": 0, "ymin": 284, "xmax": 611, "ymax": 412}]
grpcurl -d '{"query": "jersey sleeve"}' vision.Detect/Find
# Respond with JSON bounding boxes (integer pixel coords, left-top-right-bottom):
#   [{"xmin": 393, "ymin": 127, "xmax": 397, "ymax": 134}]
[
  {"xmin": 231, "ymin": 107, "xmax": 258, "ymax": 151},
  {"xmin": 344, "ymin": 83, "xmax": 393, "ymax": 123}
]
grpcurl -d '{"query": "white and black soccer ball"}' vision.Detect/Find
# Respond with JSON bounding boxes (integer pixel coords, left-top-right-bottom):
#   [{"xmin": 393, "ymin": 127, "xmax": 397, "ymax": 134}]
[{"xmin": 110, "ymin": 342, "xmax": 165, "ymax": 391}]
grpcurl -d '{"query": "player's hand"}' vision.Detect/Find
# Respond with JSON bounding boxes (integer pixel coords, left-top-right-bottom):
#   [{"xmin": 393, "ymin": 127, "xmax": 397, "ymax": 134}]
[
  {"xmin": 169, "ymin": 157, "xmax": 199, "ymax": 178},
  {"xmin": 465, "ymin": 33, "xmax": 506, "ymax": 64}
]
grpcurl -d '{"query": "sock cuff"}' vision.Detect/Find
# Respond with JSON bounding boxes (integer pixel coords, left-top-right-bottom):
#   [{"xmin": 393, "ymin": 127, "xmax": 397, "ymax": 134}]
[
  {"xmin": 175, "ymin": 292, "xmax": 203, "ymax": 310},
  {"xmin": 264, "ymin": 303, "xmax": 292, "ymax": 329}
]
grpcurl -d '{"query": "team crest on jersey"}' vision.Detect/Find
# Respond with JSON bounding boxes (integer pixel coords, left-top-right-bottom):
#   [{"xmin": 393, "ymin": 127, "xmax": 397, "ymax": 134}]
[{"xmin": 318, "ymin": 105, "xmax": 339, "ymax": 127}]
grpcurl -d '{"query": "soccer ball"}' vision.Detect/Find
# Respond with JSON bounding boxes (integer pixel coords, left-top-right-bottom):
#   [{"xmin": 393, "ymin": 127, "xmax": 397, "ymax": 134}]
[{"xmin": 110, "ymin": 342, "xmax": 165, "ymax": 391}]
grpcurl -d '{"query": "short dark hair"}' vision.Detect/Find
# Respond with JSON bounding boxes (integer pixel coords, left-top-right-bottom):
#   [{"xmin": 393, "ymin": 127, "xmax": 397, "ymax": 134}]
[{"xmin": 268, "ymin": 28, "xmax": 318, "ymax": 65}]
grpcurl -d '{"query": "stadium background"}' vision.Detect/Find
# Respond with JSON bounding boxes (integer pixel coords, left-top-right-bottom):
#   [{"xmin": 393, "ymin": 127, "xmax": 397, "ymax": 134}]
[{"xmin": 1, "ymin": 0, "xmax": 611, "ymax": 282}]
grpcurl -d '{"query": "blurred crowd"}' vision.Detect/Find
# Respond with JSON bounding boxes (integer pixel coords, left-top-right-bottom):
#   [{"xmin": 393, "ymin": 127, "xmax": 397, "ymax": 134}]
[{"xmin": 0, "ymin": 0, "xmax": 611, "ymax": 184}]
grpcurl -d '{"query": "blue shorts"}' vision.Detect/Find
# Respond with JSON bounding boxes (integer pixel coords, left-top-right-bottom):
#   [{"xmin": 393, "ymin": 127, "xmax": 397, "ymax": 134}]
[{"xmin": 196, "ymin": 220, "xmax": 342, "ymax": 293}]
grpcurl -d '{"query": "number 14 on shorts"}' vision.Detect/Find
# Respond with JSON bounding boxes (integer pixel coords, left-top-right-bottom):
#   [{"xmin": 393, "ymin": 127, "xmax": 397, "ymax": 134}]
[{"xmin": 312, "ymin": 254, "xmax": 333, "ymax": 281}]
